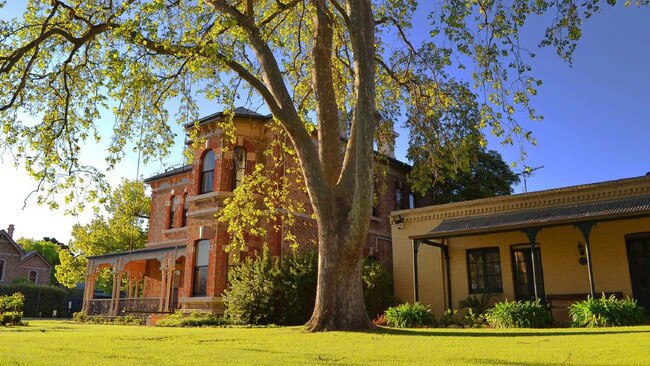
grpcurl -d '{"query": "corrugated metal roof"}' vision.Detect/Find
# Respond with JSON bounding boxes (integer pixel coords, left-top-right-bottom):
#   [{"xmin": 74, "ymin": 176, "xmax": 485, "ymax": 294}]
[
  {"xmin": 87, "ymin": 244, "xmax": 187, "ymax": 260},
  {"xmin": 414, "ymin": 194, "xmax": 650, "ymax": 239}
]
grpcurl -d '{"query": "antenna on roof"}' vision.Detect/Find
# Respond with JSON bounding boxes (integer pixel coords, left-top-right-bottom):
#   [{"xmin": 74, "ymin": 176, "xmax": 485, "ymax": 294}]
[{"xmin": 517, "ymin": 165, "xmax": 544, "ymax": 193}]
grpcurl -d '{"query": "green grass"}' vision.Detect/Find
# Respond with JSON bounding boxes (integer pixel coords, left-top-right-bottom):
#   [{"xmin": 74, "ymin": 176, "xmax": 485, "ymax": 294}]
[{"xmin": 1, "ymin": 321, "xmax": 650, "ymax": 365}]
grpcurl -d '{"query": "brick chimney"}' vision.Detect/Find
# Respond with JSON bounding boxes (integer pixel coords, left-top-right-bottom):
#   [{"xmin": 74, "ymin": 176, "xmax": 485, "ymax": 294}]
[
  {"xmin": 7, "ymin": 224, "xmax": 14, "ymax": 238},
  {"xmin": 378, "ymin": 130, "xmax": 399, "ymax": 159}
]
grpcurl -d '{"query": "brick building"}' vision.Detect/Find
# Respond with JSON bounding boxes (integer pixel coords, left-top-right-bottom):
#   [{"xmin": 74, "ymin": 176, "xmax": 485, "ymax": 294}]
[
  {"xmin": 82, "ymin": 108, "xmax": 412, "ymax": 316},
  {"xmin": 0, "ymin": 225, "xmax": 52, "ymax": 286}
]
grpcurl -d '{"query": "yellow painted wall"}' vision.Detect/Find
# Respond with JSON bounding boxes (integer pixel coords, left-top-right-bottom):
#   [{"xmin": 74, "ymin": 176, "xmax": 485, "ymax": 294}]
[{"xmin": 392, "ymin": 216, "xmax": 650, "ymax": 316}]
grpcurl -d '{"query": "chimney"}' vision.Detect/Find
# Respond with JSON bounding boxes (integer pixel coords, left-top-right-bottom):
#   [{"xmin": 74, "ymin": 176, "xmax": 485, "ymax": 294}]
[
  {"xmin": 7, "ymin": 224, "xmax": 14, "ymax": 238},
  {"xmin": 378, "ymin": 130, "xmax": 399, "ymax": 159}
]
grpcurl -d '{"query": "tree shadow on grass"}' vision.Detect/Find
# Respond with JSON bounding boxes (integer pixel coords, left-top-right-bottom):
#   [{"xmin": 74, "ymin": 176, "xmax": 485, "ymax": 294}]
[{"xmin": 363, "ymin": 326, "xmax": 650, "ymax": 338}]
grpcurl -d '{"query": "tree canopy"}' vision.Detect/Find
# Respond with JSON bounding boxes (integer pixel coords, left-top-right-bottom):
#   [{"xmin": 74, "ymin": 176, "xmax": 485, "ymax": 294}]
[
  {"xmin": 1, "ymin": 0, "xmax": 643, "ymax": 330},
  {"xmin": 55, "ymin": 179, "xmax": 150, "ymax": 288},
  {"xmin": 414, "ymin": 147, "xmax": 520, "ymax": 205}
]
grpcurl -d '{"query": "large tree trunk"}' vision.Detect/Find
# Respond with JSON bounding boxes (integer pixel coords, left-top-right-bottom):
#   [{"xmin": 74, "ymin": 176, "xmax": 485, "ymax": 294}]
[{"xmin": 306, "ymin": 207, "xmax": 375, "ymax": 331}]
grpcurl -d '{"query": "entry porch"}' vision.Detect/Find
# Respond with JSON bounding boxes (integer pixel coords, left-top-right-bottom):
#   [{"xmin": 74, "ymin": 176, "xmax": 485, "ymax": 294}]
[{"xmin": 82, "ymin": 243, "xmax": 187, "ymax": 317}]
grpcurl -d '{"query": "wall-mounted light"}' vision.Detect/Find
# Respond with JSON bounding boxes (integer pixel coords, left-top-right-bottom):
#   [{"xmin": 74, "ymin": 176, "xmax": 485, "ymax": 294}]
[
  {"xmin": 577, "ymin": 242, "xmax": 587, "ymax": 266},
  {"xmin": 393, "ymin": 215, "xmax": 404, "ymax": 229}
]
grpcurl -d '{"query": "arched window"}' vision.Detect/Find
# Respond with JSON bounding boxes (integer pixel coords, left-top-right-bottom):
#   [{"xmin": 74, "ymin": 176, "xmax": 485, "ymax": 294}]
[
  {"xmin": 193, "ymin": 240, "xmax": 210, "ymax": 297},
  {"xmin": 0, "ymin": 260, "xmax": 5, "ymax": 281},
  {"xmin": 168, "ymin": 195, "xmax": 176, "ymax": 229},
  {"xmin": 182, "ymin": 193, "xmax": 189, "ymax": 227},
  {"xmin": 28, "ymin": 270, "xmax": 37, "ymax": 283},
  {"xmin": 232, "ymin": 147, "xmax": 246, "ymax": 190},
  {"xmin": 200, "ymin": 150, "xmax": 215, "ymax": 194}
]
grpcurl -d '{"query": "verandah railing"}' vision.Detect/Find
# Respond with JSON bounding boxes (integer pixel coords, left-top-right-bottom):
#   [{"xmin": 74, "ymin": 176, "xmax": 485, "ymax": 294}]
[{"xmin": 88, "ymin": 298, "xmax": 176, "ymax": 316}]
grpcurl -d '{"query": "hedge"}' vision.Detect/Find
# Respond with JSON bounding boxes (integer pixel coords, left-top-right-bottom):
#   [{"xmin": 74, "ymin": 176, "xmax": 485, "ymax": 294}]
[{"xmin": 0, "ymin": 284, "xmax": 67, "ymax": 318}]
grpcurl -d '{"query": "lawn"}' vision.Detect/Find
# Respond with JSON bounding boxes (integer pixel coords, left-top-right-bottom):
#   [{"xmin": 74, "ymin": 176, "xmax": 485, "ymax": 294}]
[{"xmin": 1, "ymin": 321, "xmax": 649, "ymax": 365}]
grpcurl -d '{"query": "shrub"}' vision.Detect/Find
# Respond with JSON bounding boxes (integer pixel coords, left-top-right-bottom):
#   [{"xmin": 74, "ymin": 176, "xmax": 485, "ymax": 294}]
[
  {"xmin": 569, "ymin": 294, "xmax": 647, "ymax": 327},
  {"xmin": 224, "ymin": 247, "xmax": 317, "ymax": 325},
  {"xmin": 459, "ymin": 293, "xmax": 494, "ymax": 315},
  {"xmin": 0, "ymin": 293, "xmax": 25, "ymax": 326},
  {"xmin": 485, "ymin": 299, "xmax": 552, "ymax": 328},
  {"xmin": 363, "ymin": 259, "xmax": 397, "ymax": 319},
  {"xmin": 384, "ymin": 302, "xmax": 436, "ymax": 328},
  {"xmin": 157, "ymin": 311, "xmax": 228, "ymax": 327},
  {"xmin": 0, "ymin": 284, "xmax": 66, "ymax": 318},
  {"xmin": 438, "ymin": 309, "xmax": 459, "ymax": 327},
  {"xmin": 71, "ymin": 312, "xmax": 145, "ymax": 325}
]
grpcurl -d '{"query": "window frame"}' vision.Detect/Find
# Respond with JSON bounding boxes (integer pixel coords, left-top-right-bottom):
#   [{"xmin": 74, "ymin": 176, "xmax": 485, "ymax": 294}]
[
  {"xmin": 28, "ymin": 270, "xmax": 37, "ymax": 284},
  {"xmin": 181, "ymin": 193, "xmax": 189, "ymax": 227},
  {"xmin": 231, "ymin": 146, "xmax": 247, "ymax": 190},
  {"xmin": 200, "ymin": 150, "xmax": 215, "ymax": 194},
  {"xmin": 0, "ymin": 260, "xmax": 4, "ymax": 281},
  {"xmin": 192, "ymin": 240, "xmax": 210, "ymax": 297},
  {"xmin": 168, "ymin": 195, "xmax": 176, "ymax": 229},
  {"xmin": 466, "ymin": 247, "xmax": 503, "ymax": 294}
]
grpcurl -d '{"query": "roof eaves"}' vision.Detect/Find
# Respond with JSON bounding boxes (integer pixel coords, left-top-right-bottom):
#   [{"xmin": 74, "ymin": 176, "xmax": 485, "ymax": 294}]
[{"xmin": 143, "ymin": 165, "xmax": 193, "ymax": 183}]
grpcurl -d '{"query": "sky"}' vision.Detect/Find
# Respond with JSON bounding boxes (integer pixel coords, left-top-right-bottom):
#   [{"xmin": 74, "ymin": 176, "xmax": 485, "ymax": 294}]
[{"xmin": 0, "ymin": 3, "xmax": 649, "ymax": 244}]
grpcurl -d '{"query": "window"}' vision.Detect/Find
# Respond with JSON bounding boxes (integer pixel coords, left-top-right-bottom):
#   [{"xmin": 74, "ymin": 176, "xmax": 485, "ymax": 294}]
[
  {"xmin": 395, "ymin": 185, "xmax": 404, "ymax": 210},
  {"xmin": 0, "ymin": 260, "xmax": 4, "ymax": 281},
  {"xmin": 372, "ymin": 181, "xmax": 379, "ymax": 217},
  {"xmin": 200, "ymin": 150, "xmax": 215, "ymax": 194},
  {"xmin": 232, "ymin": 147, "xmax": 246, "ymax": 190},
  {"xmin": 182, "ymin": 193, "xmax": 189, "ymax": 227},
  {"xmin": 28, "ymin": 270, "xmax": 37, "ymax": 284},
  {"xmin": 168, "ymin": 195, "xmax": 176, "ymax": 229},
  {"xmin": 467, "ymin": 248, "xmax": 502, "ymax": 293},
  {"xmin": 193, "ymin": 240, "xmax": 210, "ymax": 296}
]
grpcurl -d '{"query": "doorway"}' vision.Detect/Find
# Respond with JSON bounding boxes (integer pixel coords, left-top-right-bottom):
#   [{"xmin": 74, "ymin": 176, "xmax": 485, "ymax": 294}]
[
  {"xmin": 511, "ymin": 245, "xmax": 545, "ymax": 301},
  {"xmin": 626, "ymin": 234, "xmax": 650, "ymax": 312}
]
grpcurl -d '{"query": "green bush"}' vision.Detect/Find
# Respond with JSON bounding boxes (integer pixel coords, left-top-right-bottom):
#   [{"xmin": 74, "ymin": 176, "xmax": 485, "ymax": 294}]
[
  {"xmin": 0, "ymin": 293, "xmax": 25, "ymax": 326},
  {"xmin": 157, "ymin": 311, "xmax": 228, "ymax": 327},
  {"xmin": 384, "ymin": 302, "xmax": 436, "ymax": 328},
  {"xmin": 459, "ymin": 293, "xmax": 494, "ymax": 315},
  {"xmin": 0, "ymin": 284, "xmax": 66, "ymax": 318},
  {"xmin": 485, "ymin": 299, "xmax": 552, "ymax": 328},
  {"xmin": 224, "ymin": 247, "xmax": 285, "ymax": 325},
  {"xmin": 438, "ymin": 309, "xmax": 458, "ymax": 327},
  {"xmin": 569, "ymin": 294, "xmax": 647, "ymax": 327},
  {"xmin": 72, "ymin": 312, "xmax": 144, "ymax": 325},
  {"xmin": 363, "ymin": 258, "xmax": 397, "ymax": 319}
]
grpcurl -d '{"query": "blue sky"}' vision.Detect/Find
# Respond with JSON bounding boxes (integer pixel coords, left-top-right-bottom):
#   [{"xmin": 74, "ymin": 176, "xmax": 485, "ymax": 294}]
[{"xmin": 0, "ymin": 3, "xmax": 648, "ymax": 243}]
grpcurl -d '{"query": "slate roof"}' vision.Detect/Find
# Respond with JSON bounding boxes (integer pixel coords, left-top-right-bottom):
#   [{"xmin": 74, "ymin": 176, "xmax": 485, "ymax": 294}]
[
  {"xmin": 0, "ymin": 230, "xmax": 53, "ymax": 268},
  {"xmin": 143, "ymin": 164, "xmax": 193, "ymax": 183},
  {"xmin": 412, "ymin": 194, "xmax": 650, "ymax": 240},
  {"xmin": 184, "ymin": 107, "xmax": 271, "ymax": 129}
]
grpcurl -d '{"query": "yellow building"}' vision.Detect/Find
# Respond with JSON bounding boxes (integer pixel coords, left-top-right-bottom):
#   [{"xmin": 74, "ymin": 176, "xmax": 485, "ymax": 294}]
[{"xmin": 390, "ymin": 175, "xmax": 650, "ymax": 322}]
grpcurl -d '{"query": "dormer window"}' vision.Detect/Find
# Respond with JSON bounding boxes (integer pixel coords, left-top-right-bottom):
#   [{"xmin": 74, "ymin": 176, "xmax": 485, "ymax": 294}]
[
  {"xmin": 200, "ymin": 150, "xmax": 215, "ymax": 194},
  {"xmin": 232, "ymin": 147, "xmax": 246, "ymax": 190}
]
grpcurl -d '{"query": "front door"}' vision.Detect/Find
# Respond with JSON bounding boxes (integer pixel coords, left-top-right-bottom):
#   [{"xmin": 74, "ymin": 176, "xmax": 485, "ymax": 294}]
[
  {"xmin": 512, "ymin": 245, "xmax": 545, "ymax": 301},
  {"xmin": 626, "ymin": 234, "xmax": 650, "ymax": 312}
]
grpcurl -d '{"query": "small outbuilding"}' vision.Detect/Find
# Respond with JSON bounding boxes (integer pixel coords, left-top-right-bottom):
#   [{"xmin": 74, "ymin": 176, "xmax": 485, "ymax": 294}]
[{"xmin": 390, "ymin": 175, "xmax": 650, "ymax": 321}]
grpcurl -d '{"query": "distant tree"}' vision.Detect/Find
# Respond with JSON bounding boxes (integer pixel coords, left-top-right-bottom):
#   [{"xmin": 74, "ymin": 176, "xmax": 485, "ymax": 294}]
[
  {"xmin": 413, "ymin": 148, "xmax": 520, "ymax": 205},
  {"xmin": 55, "ymin": 180, "xmax": 150, "ymax": 289},
  {"xmin": 16, "ymin": 238, "xmax": 61, "ymax": 267}
]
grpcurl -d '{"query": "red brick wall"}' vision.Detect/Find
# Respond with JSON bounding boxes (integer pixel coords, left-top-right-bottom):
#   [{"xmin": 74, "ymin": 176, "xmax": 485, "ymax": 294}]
[{"xmin": 144, "ymin": 118, "xmax": 410, "ymax": 305}]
